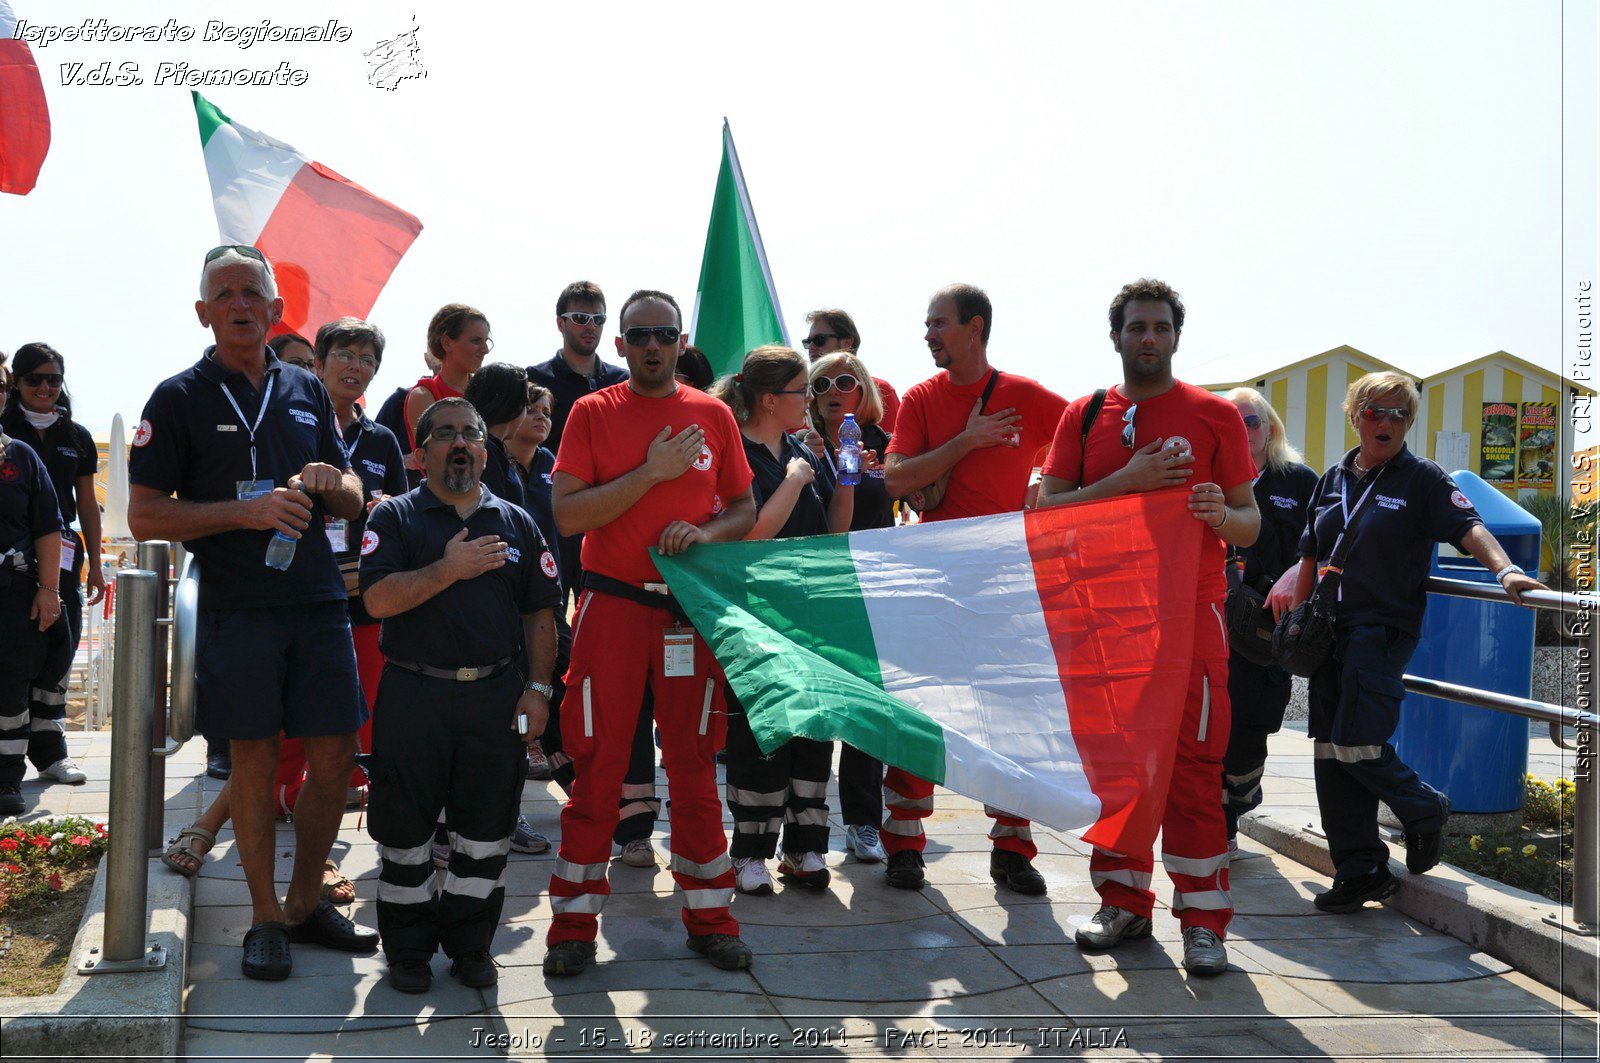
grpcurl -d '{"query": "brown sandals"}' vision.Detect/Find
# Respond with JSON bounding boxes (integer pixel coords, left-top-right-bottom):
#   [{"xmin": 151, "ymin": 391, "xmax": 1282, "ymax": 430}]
[{"xmin": 161, "ymin": 825, "xmax": 216, "ymax": 877}]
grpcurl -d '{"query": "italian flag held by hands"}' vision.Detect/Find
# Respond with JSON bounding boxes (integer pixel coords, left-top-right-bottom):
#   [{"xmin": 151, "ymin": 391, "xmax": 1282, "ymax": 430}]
[
  {"xmin": 0, "ymin": 0, "xmax": 50, "ymax": 195},
  {"xmin": 192, "ymin": 91, "xmax": 422, "ymax": 338},
  {"xmin": 654, "ymin": 490, "xmax": 1204, "ymax": 855}
]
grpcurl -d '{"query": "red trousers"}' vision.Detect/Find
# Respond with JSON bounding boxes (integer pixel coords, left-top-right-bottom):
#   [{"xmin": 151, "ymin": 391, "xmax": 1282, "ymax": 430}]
[
  {"xmin": 547, "ymin": 590, "xmax": 735, "ymax": 944},
  {"xmin": 1090, "ymin": 601, "xmax": 1234, "ymax": 936},
  {"xmin": 881, "ymin": 768, "xmax": 1037, "ymax": 860},
  {"xmin": 274, "ymin": 620, "xmax": 382, "ymax": 814}
]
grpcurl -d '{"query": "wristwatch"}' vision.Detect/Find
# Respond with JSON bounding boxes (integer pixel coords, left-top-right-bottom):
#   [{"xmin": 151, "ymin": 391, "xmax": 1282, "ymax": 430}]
[
  {"xmin": 1494, "ymin": 564, "xmax": 1525, "ymax": 583},
  {"xmin": 524, "ymin": 681, "xmax": 554, "ymax": 698}
]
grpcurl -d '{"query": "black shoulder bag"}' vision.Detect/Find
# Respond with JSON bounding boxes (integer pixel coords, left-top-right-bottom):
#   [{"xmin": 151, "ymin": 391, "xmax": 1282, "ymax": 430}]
[
  {"xmin": 904, "ymin": 370, "xmax": 1001, "ymax": 514},
  {"xmin": 1271, "ymin": 469, "xmax": 1382, "ymax": 678},
  {"xmin": 1225, "ymin": 547, "xmax": 1280, "ymax": 667}
]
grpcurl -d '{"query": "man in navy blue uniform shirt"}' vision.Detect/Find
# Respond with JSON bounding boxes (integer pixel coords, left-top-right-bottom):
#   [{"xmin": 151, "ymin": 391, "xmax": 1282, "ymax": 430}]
[
  {"xmin": 359, "ymin": 396, "xmax": 559, "ymax": 993},
  {"xmin": 128, "ymin": 245, "xmax": 377, "ymax": 980}
]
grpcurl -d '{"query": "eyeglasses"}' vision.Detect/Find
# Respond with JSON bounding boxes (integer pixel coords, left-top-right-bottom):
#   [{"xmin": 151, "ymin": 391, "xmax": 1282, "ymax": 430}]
[
  {"xmin": 622, "ymin": 326, "xmax": 681, "ymax": 346},
  {"xmin": 426, "ymin": 425, "xmax": 487, "ymax": 445},
  {"xmin": 22, "ymin": 372, "xmax": 64, "ymax": 388},
  {"xmin": 328, "ymin": 348, "xmax": 380, "ymax": 371},
  {"xmin": 812, "ymin": 374, "xmax": 859, "ymax": 395},
  {"xmin": 203, "ymin": 244, "xmax": 268, "ymax": 265},
  {"xmin": 1121, "ymin": 404, "xmax": 1138, "ymax": 448},
  {"xmin": 1360, "ymin": 406, "xmax": 1410, "ymax": 424},
  {"xmin": 800, "ymin": 333, "xmax": 841, "ymax": 349},
  {"xmin": 1241, "ymin": 414, "xmax": 1263, "ymax": 430},
  {"xmin": 773, "ymin": 387, "xmax": 810, "ymax": 396},
  {"xmin": 560, "ymin": 311, "xmax": 607, "ymax": 327}
]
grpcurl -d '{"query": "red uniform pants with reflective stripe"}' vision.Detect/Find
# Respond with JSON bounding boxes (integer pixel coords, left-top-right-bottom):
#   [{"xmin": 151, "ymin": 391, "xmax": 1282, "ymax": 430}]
[
  {"xmin": 274, "ymin": 620, "xmax": 382, "ymax": 813},
  {"xmin": 880, "ymin": 768, "xmax": 1038, "ymax": 860},
  {"xmin": 547, "ymin": 590, "xmax": 736, "ymax": 945}
]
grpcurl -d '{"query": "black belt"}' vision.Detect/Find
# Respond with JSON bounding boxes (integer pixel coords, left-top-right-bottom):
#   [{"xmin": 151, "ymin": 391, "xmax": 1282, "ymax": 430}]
[
  {"xmin": 584, "ymin": 572, "xmax": 689, "ymax": 624},
  {"xmin": 0, "ymin": 568, "xmax": 38, "ymax": 591},
  {"xmin": 387, "ymin": 655, "xmax": 515, "ymax": 682}
]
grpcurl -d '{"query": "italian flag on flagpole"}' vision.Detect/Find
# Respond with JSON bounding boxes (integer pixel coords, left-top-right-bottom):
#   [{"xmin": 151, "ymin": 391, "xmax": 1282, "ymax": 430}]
[
  {"xmin": 0, "ymin": 0, "xmax": 50, "ymax": 196},
  {"xmin": 654, "ymin": 490, "xmax": 1203, "ymax": 855},
  {"xmin": 691, "ymin": 120, "xmax": 788, "ymax": 378},
  {"xmin": 192, "ymin": 91, "xmax": 422, "ymax": 338}
]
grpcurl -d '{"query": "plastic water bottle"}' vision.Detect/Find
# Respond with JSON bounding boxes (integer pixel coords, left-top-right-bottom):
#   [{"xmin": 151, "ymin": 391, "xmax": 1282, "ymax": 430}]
[
  {"xmin": 838, "ymin": 414, "xmax": 862, "ymax": 486},
  {"xmin": 264, "ymin": 531, "xmax": 297, "ymax": 571}
]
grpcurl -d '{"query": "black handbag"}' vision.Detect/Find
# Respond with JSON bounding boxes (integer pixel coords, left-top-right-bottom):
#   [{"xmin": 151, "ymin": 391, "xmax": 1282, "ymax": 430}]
[
  {"xmin": 1226, "ymin": 557, "xmax": 1280, "ymax": 667},
  {"xmin": 904, "ymin": 371, "xmax": 1003, "ymax": 515},
  {"xmin": 1271, "ymin": 466, "xmax": 1382, "ymax": 677}
]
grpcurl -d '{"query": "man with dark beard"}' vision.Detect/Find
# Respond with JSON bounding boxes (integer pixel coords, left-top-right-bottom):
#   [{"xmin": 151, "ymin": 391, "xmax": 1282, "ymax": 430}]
[{"xmin": 359, "ymin": 397, "xmax": 560, "ymax": 994}]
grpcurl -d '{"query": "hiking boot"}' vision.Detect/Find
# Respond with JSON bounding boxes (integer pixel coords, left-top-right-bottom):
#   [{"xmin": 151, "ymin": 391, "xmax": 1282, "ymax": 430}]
[
  {"xmin": 0, "ymin": 784, "xmax": 25, "ymax": 816},
  {"xmin": 450, "ymin": 950, "xmax": 497, "ymax": 988},
  {"xmin": 989, "ymin": 849, "xmax": 1047, "ymax": 895},
  {"xmin": 686, "ymin": 932, "xmax": 753, "ymax": 970},
  {"xmin": 1182, "ymin": 926, "xmax": 1229, "ymax": 975},
  {"xmin": 1314, "ymin": 866, "xmax": 1398, "ymax": 913},
  {"xmin": 734, "ymin": 857, "xmax": 774, "ymax": 895},
  {"xmin": 510, "ymin": 815, "xmax": 551, "ymax": 855},
  {"xmin": 884, "ymin": 849, "xmax": 926, "ymax": 890},
  {"xmin": 543, "ymin": 939, "xmax": 597, "ymax": 977},
  {"xmin": 845, "ymin": 824, "xmax": 887, "ymax": 862},
  {"xmin": 619, "ymin": 838, "xmax": 657, "ymax": 868},
  {"xmin": 388, "ymin": 959, "xmax": 432, "ymax": 994},
  {"xmin": 1406, "ymin": 795, "xmax": 1452, "ymax": 875},
  {"xmin": 777, "ymin": 851, "xmax": 831, "ymax": 890},
  {"xmin": 39, "ymin": 758, "xmax": 87, "ymax": 785},
  {"xmin": 1074, "ymin": 905, "xmax": 1153, "ymax": 950}
]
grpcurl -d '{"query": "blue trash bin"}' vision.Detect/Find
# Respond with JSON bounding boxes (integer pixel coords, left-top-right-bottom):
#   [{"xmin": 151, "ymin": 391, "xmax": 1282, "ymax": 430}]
[{"xmin": 1392, "ymin": 471, "xmax": 1540, "ymax": 814}]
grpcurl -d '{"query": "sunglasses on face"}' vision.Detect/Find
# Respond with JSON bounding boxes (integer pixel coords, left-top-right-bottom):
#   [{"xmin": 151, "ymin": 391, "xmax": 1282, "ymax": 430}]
[
  {"xmin": 1360, "ymin": 406, "xmax": 1410, "ymax": 424},
  {"xmin": 622, "ymin": 326, "xmax": 681, "ymax": 346},
  {"xmin": 561, "ymin": 311, "xmax": 607, "ymax": 327},
  {"xmin": 1241, "ymin": 414, "xmax": 1263, "ymax": 430},
  {"xmin": 203, "ymin": 244, "xmax": 268, "ymax": 266},
  {"xmin": 812, "ymin": 374, "xmax": 859, "ymax": 395},
  {"xmin": 801, "ymin": 333, "xmax": 841, "ymax": 349},
  {"xmin": 23, "ymin": 372, "xmax": 64, "ymax": 388},
  {"xmin": 426, "ymin": 426, "xmax": 487, "ymax": 445},
  {"xmin": 1121, "ymin": 404, "xmax": 1138, "ymax": 448}
]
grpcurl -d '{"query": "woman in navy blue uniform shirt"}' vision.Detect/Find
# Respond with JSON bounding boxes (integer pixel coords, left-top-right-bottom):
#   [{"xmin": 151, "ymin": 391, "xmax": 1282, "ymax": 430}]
[{"xmin": 1270, "ymin": 372, "xmax": 1544, "ymax": 913}]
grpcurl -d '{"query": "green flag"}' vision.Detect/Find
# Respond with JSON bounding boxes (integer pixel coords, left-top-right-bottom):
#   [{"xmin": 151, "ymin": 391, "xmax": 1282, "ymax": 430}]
[{"xmin": 691, "ymin": 120, "xmax": 788, "ymax": 377}]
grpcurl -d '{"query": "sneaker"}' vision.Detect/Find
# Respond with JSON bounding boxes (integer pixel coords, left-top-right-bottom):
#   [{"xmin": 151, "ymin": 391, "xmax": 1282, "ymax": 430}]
[
  {"xmin": 618, "ymin": 838, "xmax": 657, "ymax": 868},
  {"xmin": 510, "ymin": 815, "xmax": 552, "ymax": 855},
  {"xmin": 776, "ymin": 851, "xmax": 831, "ymax": 890},
  {"xmin": 431, "ymin": 842, "xmax": 451, "ymax": 870},
  {"xmin": 1182, "ymin": 926, "xmax": 1229, "ymax": 976},
  {"xmin": 884, "ymin": 848, "xmax": 926, "ymax": 890},
  {"xmin": 686, "ymin": 932, "xmax": 753, "ymax": 970},
  {"xmin": 543, "ymin": 939, "xmax": 597, "ymax": 977},
  {"xmin": 734, "ymin": 857, "xmax": 774, "ymax": 896},
  {"xmin": 1074, "ymin": 905, "xmax": 1153, "ymax": 950},
  {"xmin": 39, "ymin": 758, "xmax": 87, "ymax": 785},
  {"xmin": 450, "ymin": 950, "xmax": 497, "ymax": 988},
  {"xmin": 0, "ymin": 784, "xmax": 23, "ymax": 816},
  {"xmin": 1313, "ymin": 866, "xmax": 1398, "ymax": 913},
  {"xmin": 1405, "ymin": 795, "xmax": 1451, "ymax": 875},
  {"xmin": 989, "ymin": 849, "xmax": 1047, "ymax": 895},
  {"xmin": 845, "ymin": 824, "xmax": 887, "ymax": 863},
  {"xmin": 388, "ymin": 959, "xmax": 432, "ymax": 994},
  {"xmin": 526, "ymin": 748, "xmax": 553, "ymax": 780}
]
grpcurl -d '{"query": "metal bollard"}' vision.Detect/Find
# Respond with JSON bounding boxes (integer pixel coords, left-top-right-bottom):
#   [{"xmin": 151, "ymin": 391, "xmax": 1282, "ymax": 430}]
[
  {"xmin": 138, "ymin": 541, "xmax": 171, "ymax": 855},
  {"xmin": 78, "ymin": 569, "xmax": 167, "ymax": 975}
]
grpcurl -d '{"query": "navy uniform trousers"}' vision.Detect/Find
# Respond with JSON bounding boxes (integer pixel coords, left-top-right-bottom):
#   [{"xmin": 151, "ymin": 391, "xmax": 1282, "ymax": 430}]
[
  {"xmin": 369, "ymin": 666, "xmax": 525, "ymax": 962},
  {"xmin": 0, "ymin": 582, "xmax": 72, "ymax": 785},
  {"xmin": 723, "ymin": 686, "xmax": 833, "ymax": 860},
  {"xmin": 1222, "ymin": 653, "xmax": 1294, "ymax": 837},
  {"xmin": 1309, "ymin": 623, "xmax": 1450, "ymax": 880}
]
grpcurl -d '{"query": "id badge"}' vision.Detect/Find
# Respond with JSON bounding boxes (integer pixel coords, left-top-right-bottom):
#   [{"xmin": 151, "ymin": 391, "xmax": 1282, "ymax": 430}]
[
  {"xmin": 325, "ymin": 518, "xmax": 349, "ymax": 552},
  {"xmin": 60, "ymin": 533, "xmax": 76, "ymax": 572},
  {"xmin": 236, "ymin": 479, "xmax": 275, "ymax": 502},
  {"xmin": 663, "ymin": 629, "xmax": 696, "ymax": 677}
]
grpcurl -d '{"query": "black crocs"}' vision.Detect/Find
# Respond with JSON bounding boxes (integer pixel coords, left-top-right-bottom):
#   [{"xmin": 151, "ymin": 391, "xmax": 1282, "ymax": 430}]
[
  {"xmin": 241, "ymin": 921, "xmax": 292, "ymax": 981},
  {"xmin": 288, "ymin": 899, "xmax": 380, "ymax": 953}
]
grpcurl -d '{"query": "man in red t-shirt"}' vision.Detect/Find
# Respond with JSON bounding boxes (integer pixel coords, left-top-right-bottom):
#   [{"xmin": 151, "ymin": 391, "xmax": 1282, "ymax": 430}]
[
  {"xmin": 878, "ymin": 283, "xmax": 1067, "ymax": 895},
  {"xmin": 543, "ymin": 290, "xmax": 757, "ymax": 977},
  {"xmin": 1038, "ymin": 278, "xmax": 1260, "ymax": 977}
]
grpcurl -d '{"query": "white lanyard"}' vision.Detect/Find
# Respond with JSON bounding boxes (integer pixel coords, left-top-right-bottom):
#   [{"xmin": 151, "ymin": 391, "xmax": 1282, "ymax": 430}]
[
  {"xmin": 218, "ymin": 373, "xmax": 275, "ymax": 483},
  {"xmin": 1327, "ymin": 464, "xmax": 1384, "ymax": 599},
  {"xmin": 339, "ymin": 423, "xmax": 364, "ymax": 467}
]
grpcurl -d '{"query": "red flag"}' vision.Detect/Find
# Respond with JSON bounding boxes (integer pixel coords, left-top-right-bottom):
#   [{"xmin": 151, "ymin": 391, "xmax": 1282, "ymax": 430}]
[{"xmin": 0, "ymin": 1, "xmax": 51, "ymax": 196}]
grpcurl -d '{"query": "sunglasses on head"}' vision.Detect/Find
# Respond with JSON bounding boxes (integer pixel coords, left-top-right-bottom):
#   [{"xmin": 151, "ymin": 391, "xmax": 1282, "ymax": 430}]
[
  {"xmin": 1360, "ymin": 406, "xmax": 1410, "ymax": 424},
  {"xmin": 622, "ymin": 325, "xmax": 681, "ymax": 346},
  {"xmin": 812, "ymin": 374, "xmax": 859, "ymax": 395},
  {"xmin": 561, "ymin": 311, "xmax": 607, "ymax": 327},
  {"xmin": 23, "ymin": 372, "xmax": 64, "ymax": 388},
  {"xmin": 1121, "ymin": 404, "xmax": 1138, "ymax": 448},
  {"xmin": 203, "ymin": 244, "xmax": 268, "ymax": 266},
  {"xmin": 800, "ymin": 333, "xmax": 841, "ymax": 349}
]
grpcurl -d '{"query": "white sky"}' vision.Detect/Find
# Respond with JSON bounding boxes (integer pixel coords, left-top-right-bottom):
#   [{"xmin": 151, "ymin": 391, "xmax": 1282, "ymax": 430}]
[{"xmin": 2, "ymin": 1, "xmax": 1595, "ymax": 450}]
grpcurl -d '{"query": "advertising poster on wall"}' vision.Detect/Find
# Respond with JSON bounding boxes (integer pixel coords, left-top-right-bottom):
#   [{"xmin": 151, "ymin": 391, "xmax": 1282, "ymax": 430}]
[
  {"xmin": 1517, "ymin": 402, "xmax": 1557, "ymax": 489},
  {"xmin": 1479, "ymin": 403, "xmax": 1519, "ymax": 483}
]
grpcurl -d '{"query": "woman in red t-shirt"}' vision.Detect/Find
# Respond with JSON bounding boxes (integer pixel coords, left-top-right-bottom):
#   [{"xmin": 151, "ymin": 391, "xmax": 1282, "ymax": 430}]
[{"xmin": 402, "ymin": 303, "xmax": 493, "ymax": 464}]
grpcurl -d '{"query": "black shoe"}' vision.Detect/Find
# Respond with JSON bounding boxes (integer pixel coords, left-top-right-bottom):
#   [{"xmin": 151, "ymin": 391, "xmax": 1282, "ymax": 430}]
[
  {"xmin": 205, "ymin": 752, "xmax": 232, "ymax": 781},
  {"xmin": 388, "ymin": 959, "xmax": 432, "ymax": 994},
  {"xmin": 450, "ymin": 951, "xmax": 497, "ymax": 988},
  {"xmin": 0, "ymin": 784, "xmax": 24, "ymax": 816},
  {"xmin": 287, "ymin": 899, "xmax": 380, "ymax": 952},
  {"xmin": 989, "ymin": 849, "xmax": 1047, "ymax": 895},
  {"xmin": 1406, "ymin": 796, "xmax": 1452, "ymax": 875},
  {"xmin": 884, "ymin": 849, "xmax": 926, "ymax": 890},
  {"xmin": 543, "ymin": 939, "xmax": 597, "ymax": 977},
  {"xmin": 1314, "ymin": 866, "xmax": 1399, "ymax": 913},
  {"xmin": 686, "ymin": 932, "xmax": 753, "ymax": 970}
]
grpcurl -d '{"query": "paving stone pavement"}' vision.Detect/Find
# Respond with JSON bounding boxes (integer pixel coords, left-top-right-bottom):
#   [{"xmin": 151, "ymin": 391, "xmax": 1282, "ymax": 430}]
[{"xmin": 7, "ymin": 722, "xmax": 1597, "ymax": 1060}]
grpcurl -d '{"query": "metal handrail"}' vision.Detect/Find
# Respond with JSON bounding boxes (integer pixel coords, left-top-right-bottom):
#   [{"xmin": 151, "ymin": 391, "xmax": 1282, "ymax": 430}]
[{"xmin": 1416, "ymin": 575, "xmax": 1597, "ymax": 934}]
